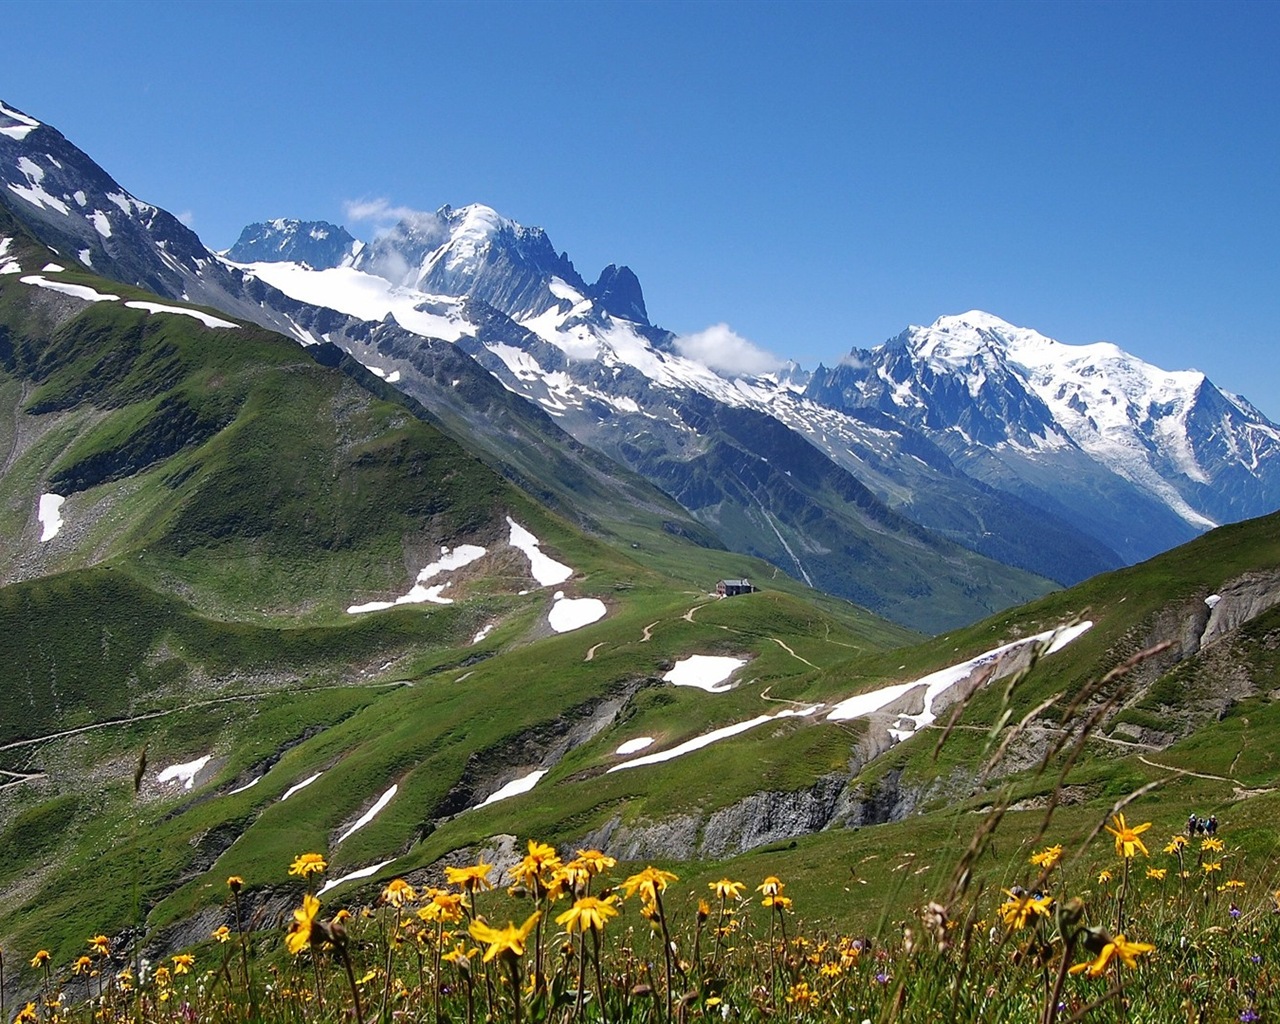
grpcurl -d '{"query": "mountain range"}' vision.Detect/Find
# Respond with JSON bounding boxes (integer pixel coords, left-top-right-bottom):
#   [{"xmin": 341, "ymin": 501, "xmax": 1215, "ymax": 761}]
[{"xmin": 14, "ymin": 93, "xmax": 1279, "ymax": 630}]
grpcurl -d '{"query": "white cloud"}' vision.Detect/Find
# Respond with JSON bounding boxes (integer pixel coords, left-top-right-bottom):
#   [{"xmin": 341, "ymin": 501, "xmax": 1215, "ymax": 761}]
[
  {"xmin": 674, "ymin": 323, "xmax": 782, "ymax": 377},
  {"xmin": 344, "ymin": 197, "xmax": 419, "ymax": 223},
  {"xmin": 838, "ymin": 351, "xmax": 866, "ymax": 368},
  {"xmin": 176, "ymin": 209, "xmax": 195, "ymax": 228}
]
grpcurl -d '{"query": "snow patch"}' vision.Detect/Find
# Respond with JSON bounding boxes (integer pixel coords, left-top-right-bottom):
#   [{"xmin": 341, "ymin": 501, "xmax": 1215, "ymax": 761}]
[
  {"xmin": 280, "ymin": 772, "xmax": 323, "ymax": 801},
  {"xmin": 157, "ymin": 755, "xmax": 211, "ymax": 791},
  {"xmin": 614, "ymin": 737, "xmax": 654, "ymax": 755},
  {"xmin": 124, "ymin": 301, "xmax": 239, "ymax": 329},
  {"xmin": 826, "ymin": 621, "xmax": 1093, "ymax": 740},
  {"xmin": 90, "ymin": 211, "xmax": 113, "ymax": 238},
  {"xmin": 608, "ymin": 706, "xmax": 821, "ymax": 773},
  {"xmin": 347, "ymin": 544, "xmax": 486, "ymax": 614},
  {"xmin": 1205, "ymin": 594, "xmax": 1222, "ymax": 609},
  {"xmin": 548, "ymin": 592, "xmax": 607, "ymax": 633},
  {"xmin": 228, "ymin": 777, "xmax": 261, "ymax": 795},
  {"xmin": 472, "ymin": 623, "xmax": 495, "ymax": 645},
  {"xmin": 20, "ymin": 275, "xmax": 119, "ymax": 302},
  {"xmin": 476, "ymin": 769, "xmax": 548, "ymax": 808},
  {"xmin": 507, "ymin": 518, "xmax": 573, "ymax": 585},
  {"xmin": 37, "ymin": 493, "xmax": 65, "ymax": 541},
  {"xmin": 41, "ymin": 263, "xmax": 65, "ymax": 273},
  {"xmin": 234, "ymin": 261, "xmax": 473, "ymax": 342},
  {"xmin": 317, "ymin": 859, "xmax": 395, "ymax": 898},
  {"xmin": 78, "ymin": 249, "xmax": 92, "ymax": 267},
  {"xmin": 336, "ymin": 784, "xmax": 397, "ymax": 843},
  {"xmin": 663, "ymin": 655, "xmax": 747, "ymax": 693}
]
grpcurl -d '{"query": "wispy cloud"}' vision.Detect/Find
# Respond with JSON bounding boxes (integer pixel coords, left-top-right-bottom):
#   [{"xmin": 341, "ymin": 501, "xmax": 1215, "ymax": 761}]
[
  {"xmin": 838, "ymin": 351, "xmax": 865, "ymax": 368},
  {"xmin": 175, "ymin": 209, "xmax": 196, "ymax": 228},
  {"xmin": 344, "ymin": 197, "xmax": 422, "ymax": 224},
  {"xmin": 674, "ymin": 323, "xmax": 782, "ymax": 377}
]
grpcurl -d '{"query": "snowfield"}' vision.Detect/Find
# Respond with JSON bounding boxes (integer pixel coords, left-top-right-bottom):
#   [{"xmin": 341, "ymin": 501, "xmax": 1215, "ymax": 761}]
[
  {"xmin": 37, "ymin": 493, "xmax": 65, "ymax": 542},
  {"xmin": 663, "ymin": 655, "xmax": 747, "ymax": 692}
]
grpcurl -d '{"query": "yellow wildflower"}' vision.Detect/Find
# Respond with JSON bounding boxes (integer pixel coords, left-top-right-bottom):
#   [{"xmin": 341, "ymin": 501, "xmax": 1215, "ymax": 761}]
[
  {"xmin": 88, "ymin": 934, "xmax": 110, "ymax": 956},
  {"xmin": 757, "ymin": 876, "xmax": 784, "ymax": 897},
  {"xmin": 1098, "ymin": 869, "xmax": 1113, "ymax": 884},
  {"xmin": 1069, "ymin": 933, "xmax": 1155, "ymax": 975},
  {"xmin": 443, "ymin": 943, "xmax": 480, "ymax": 968},
  {"xmin": 572, "ymin": 849, "xmax": 616, "ymax": 875},
  {"xmin": 786, "ymin": 981, "xmax": 819, "ymax": 1008},
  {"xmin": 620, "ymin": 866, "xmax": 679, "ymax": 903},
  {"xmin": 286, "ymin": 894, "xmax": 321, "ymax": 955},
  {"xmin": 288, "ymin": 853, "xmax": 327, "ymax": 879},
  {"xmin": 445, "ymin": 861, "xmax": 494, "ymax": 892},
  {"xmin": 468, "ymin": 911, "xmax": 540, "ymax": 962},
  {"xmin": 710, "ymin": 879, "xmax": 746, "ymax": 901},
  {"xmin": 1104, "ymin": 814, "xmax": 1151, "ymax": 858},
  {"xmin": 1200, "ymin": 837, "xmax": 1225, "ymax": 852},
  {"xmin": 212, "ymin": 925, "xmax": 231, "ymax": 943},
  {"xmin": 555, "ymin": 895, "xmax": 620, "ymax": 934},
  {"xmin": 1029, "ymin": 844, "xmax": 1063, "ymax": 870},
  {"xmin": 171, "ymin": 954, "xmax": 195, "ymax": 975},
  {"xmin": 1218, "ymin": 878, "xmax": 1245, "ymax": 891},
  {"xmin": 29, "ymin": 950, "xmax": 50, "ymax": 969},
  {"xmin": 998, "ymin": 889, "xmax": 1052, "ymax": 930},
  {"xmin": 227, "ymin": 875, "xmax": 244, "ymax": 891},
  {"xmin": 510, "ymin": 840, "xmax": 562, "ymax": 891},
  {"xmin": 72, "ymin": 956, "xmax": 92, "ymax": 975},
  {"xmin": 15, "ymin": 1003, "xmax": 38, "ymax": 1024},
  {"xmin": 419, "ymin": 889, "xmax": 467, "ymax": 923},
  {"xmin": 1146, "ymin": 868, "xmax": 1167, "ymax": 881},
  {"xmin": 382, "ymin": 878, "xmax": 416, "ymax": 908},
  {"xmin": 1203, "ymin": 861, "xmax": 1223, "ymax": 875},
  {"xmin": 1163, "ymin": 835, "xmax": 1188, "ymax": 854}
]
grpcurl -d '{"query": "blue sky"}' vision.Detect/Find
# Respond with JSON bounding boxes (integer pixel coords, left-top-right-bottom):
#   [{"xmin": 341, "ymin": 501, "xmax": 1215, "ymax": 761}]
[{"xmin": 6, "ymin": 0, "xmax": 1279, "ymax": 415}]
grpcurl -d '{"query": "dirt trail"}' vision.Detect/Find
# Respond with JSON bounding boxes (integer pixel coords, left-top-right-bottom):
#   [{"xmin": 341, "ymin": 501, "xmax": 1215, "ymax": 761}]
[
  {"xmin": 1136, "ymin": 754, "xmax": 1276, "ymax": 798},
  {"xmin": 640, "ymin": 621, "xmax": 659, "ymax": 642},
  {"xmin": 770, "ymin": 637, "xmax": 817, "ymax": 669},
  {"xmin": 584, "ymin": 642, "xmax": 607, "ymax": 662}
]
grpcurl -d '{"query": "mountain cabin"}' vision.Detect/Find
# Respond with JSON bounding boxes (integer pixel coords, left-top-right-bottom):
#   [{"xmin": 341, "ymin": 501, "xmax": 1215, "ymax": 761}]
[{"xmin": 716, "ymin": 578, "xmax": 757, "ymax": 597}]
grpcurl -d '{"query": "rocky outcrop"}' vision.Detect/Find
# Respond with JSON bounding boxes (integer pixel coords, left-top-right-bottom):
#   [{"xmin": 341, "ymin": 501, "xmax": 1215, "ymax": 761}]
[
  {"xmin": 573, "ymin": 766, "xmax": 950, "ymax": 862},
  {"xmin": 1200, "ymin": 570, "xmax": 1280, "ymax": 649}
]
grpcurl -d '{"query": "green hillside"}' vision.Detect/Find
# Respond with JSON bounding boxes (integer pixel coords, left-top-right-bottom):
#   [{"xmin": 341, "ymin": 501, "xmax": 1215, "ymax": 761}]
[{"xmin": 2, "ymin": 217, "xmax": 1278, "ymax": 1010}]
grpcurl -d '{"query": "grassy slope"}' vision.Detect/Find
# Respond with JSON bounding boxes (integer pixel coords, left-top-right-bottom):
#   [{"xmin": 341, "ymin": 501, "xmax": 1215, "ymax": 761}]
[{"xmin": 0, "ymin": 234, "xmax": 917, "ymax": 961}]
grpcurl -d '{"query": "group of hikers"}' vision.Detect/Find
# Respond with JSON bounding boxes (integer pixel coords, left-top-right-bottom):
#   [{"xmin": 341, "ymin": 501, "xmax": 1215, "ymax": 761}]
[{"xmin": 1187, "ymin": 812, "xmax": 1218, "ymax": 836}]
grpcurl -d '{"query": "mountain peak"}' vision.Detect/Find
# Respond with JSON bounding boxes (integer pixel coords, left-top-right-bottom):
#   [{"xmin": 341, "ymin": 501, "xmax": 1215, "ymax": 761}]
[
  {"xmin": 225, "ymin": 219, "xmax": 357, "ymax": 268},
  {"xmin": 928, "ymin": 310, "xmax": 1019, "ymax": 334}
]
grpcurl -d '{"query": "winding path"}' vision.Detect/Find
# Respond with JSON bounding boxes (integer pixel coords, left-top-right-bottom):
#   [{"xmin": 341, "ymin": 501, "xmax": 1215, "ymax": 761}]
[
  {"xmin": 770, "ymin": 637, "xmax": 817, "ymax": 669},
  {"xmin": 1136, "ymin": 753, "xmax": 1274, "ymax": 796}
]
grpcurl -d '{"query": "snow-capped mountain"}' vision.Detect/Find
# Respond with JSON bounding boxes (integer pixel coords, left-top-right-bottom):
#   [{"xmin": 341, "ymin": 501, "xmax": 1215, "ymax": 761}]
[
  {"xmin": 806, "ymin": 312, "xmax": 1280, "ymax": 561},
  {"xmin": 7, "ymin": 95, "xmax": 1279, "ymax": 629},
  {"xmin": 224, "ymin": 218, "xmax": 360, "ymax": 268},
  {"xmin": 230, "ymin": 205, "xmax": 1122, "ymax": 601}
]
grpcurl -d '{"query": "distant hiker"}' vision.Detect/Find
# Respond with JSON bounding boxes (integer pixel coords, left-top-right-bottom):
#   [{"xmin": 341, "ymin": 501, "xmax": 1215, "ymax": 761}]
[
  {"xmin": 1187, "ymin": 813, "xmax": 1198, "ymax": 836},
  {"xmin": 1207, "ymin": 814, "xmax": 1218, "ymax": 835}
]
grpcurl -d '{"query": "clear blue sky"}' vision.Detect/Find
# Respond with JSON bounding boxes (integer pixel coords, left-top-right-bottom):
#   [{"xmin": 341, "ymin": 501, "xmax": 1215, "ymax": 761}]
[{"xmin": 6, "ymin": 0, "xmax": 1279, "ymax": 416}]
